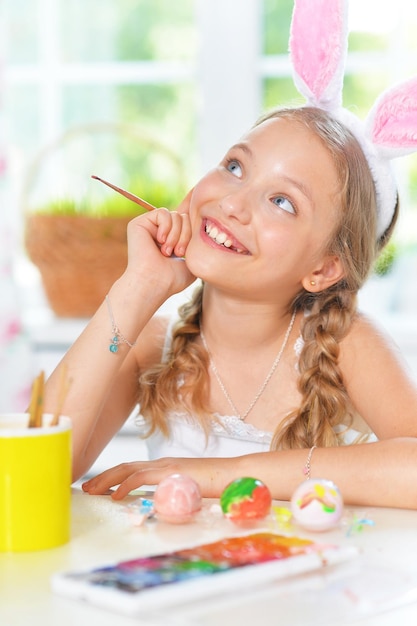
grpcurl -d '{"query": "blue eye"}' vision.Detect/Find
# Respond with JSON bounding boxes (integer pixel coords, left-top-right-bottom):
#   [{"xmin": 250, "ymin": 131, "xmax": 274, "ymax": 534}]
[
  {"xmin": 272, "ymin": 195, "xmax": 295, "ymax": 214},
  {"xmin": 226, "ymin": 159, "xmax": 242, "ymax": 178}
]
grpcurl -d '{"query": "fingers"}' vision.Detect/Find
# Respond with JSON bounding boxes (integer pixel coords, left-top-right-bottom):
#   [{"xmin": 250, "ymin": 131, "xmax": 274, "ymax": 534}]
[
  {"xmin": 111, "ymin": 474, "xmax": 148, "ymax": 500},
  {"xmin": 82, "ymin": 462, "xmax": 143, "ymax": 496},
  {"xmin": 173, "ymin": 213, "xmax": 192, "ymax": 258},
  {"xmin": 130, "ymin": 208, "xmax": 191, "ymax": 258},
  {"xmin": 82, "ymin": 459, "xmax": 182, "ymax": 499},
  {"xmin": 155, "ymin": 209, "xmax": 191, "ymax": 258}
]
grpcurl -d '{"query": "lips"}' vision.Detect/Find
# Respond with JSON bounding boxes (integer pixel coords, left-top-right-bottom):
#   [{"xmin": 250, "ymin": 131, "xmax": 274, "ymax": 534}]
[{"xmin": 204, "ymin": 219, "xmax": 249, "ymax": 254}]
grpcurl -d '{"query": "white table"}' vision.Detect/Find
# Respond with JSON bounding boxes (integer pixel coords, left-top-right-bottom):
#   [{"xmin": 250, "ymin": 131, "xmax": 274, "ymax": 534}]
[{"xmin": 2, "ymin": 489, "xmax": 417, "ymax": 625}]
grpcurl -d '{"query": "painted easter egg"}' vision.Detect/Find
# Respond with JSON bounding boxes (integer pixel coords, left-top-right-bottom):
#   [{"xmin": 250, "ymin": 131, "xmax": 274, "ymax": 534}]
[
  {"xmin": 291, "ymin": 478, "xmax": 344, "ymax": 532},
  {"xmin": 153, "ymin": 473, "xmax": 202, "ymax": 524},
  {"xmin": 220, "ymin": 477, "xmax": 272, "ymax": 524}
]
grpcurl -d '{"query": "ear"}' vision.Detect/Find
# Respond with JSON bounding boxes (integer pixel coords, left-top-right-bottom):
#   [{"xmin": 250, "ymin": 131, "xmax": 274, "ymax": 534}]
[{"xmin": 301, "ymin": 255, "xmax": 345, "ymax": 292}]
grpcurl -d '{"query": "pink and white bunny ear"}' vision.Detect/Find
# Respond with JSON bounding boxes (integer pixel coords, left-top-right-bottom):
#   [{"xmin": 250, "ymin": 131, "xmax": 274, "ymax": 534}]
[
  {"xmin": 361, "ymin": 76, "xmax": 417, "ymax": 235},
  {"xmin": 365, "ymin": 77, "xmax": 417, "ymax": 159},
  {"xmin": 289, "ymin": 0, "xmax": 349, "ymax": 110},
  {"xmin": 288, "ymin": 0, "xmax": 417, "ymax": 238}
]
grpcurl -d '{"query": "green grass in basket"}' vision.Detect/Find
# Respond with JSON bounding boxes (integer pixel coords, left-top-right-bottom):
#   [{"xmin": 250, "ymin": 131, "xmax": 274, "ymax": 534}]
[{"xmin": 33, "ymin": 180, "xmax": 185, "ymax": 218}]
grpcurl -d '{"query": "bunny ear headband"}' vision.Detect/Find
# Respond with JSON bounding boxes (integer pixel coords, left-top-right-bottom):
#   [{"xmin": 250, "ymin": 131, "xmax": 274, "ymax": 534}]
[{"xmin": 289, "ymin": 0, "xmax": 417, "ymax": 238}]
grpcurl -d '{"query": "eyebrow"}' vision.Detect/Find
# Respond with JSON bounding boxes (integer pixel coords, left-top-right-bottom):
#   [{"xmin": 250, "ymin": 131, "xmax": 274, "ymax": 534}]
[
  {"xmin": 280, "ymin": 174, "xmax": 314, "ymax": 206},
  {"xmin": 231, "ymin": 142, "xmax": 314, "ymax": 207},
  {"xmin": 230, "ymin": 142, "xmax": 253, "ymax": 157}
]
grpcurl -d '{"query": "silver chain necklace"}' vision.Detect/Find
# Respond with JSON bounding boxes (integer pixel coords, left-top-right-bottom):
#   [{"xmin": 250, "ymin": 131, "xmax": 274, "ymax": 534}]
[{"xmin": 200, "ymin": 309, "xmax": 296, "ymax": 422}]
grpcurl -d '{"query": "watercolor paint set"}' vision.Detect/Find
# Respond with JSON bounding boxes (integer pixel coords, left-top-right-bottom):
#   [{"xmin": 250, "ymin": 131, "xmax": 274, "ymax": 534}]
[{"xmin": 51, "ymin": 531, "xmax": 358, "ymax": 616}]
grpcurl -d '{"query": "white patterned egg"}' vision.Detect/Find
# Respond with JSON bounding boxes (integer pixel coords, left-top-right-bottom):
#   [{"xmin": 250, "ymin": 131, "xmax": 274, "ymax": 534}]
[{"xmin": 291, "ymin": 479, "xmax": 344, "ymax": 531}]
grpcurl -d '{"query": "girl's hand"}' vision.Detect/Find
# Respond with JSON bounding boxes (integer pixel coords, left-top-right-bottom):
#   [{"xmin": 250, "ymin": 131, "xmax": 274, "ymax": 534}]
[
  {"xmin": 81, "ymin": 456, "xmax": 239, "ymax": 500},
  {"xmin": 124, "ymin": 207, "xmax": 195, "ymax": 297}
]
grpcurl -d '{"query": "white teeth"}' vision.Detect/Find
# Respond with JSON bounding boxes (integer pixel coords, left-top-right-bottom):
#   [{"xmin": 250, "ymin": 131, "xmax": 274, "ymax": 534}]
[
  {"xmin": 215, "ymin": 232, "xmax": 227, "ymax": 244},
  {"xmin": 206, "ymin": 224, "xmax": 223, "ymax": 243},
  {"xmin": 205, "ymin": 222, "xmax": 240, "ymax": 251}
]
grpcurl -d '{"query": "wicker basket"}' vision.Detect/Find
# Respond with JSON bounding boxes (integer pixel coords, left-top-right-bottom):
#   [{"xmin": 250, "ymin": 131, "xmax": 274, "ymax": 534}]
[
  {"xmin": 25, "ymin": 214, "xmax": 131, "ymax": 317},
  {"xmin": 22, "ymin": 122, "xmax": 187, "ymax": 318}
]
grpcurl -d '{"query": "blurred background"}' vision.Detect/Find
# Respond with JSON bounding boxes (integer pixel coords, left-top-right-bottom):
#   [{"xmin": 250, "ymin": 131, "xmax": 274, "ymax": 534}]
[{"xmin": 1, "ymin": 0, "xmax": 417, "ymax": 414}]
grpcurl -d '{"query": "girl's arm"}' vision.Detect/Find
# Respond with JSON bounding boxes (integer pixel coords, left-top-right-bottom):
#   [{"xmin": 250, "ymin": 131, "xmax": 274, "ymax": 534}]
[
  {"xmin": 48, "ymin": 310, "xmax": 167, "ymax": 481},
  {"xmin": 82, "ymin": 437, "xmax": 417, "ymax": 509},
  {"xmin": 43, "ymin": 208, "xmax": 195, "ymax": 481}
]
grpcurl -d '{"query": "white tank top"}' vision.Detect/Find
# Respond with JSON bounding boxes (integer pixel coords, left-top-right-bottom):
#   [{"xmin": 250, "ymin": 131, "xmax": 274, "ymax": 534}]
[{"xmin": 137, "ymin": 317, "xmax": 376, "ymax": 460}]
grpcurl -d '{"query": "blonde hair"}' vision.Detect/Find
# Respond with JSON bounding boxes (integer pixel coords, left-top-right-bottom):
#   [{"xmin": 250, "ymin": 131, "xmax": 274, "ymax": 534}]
[{"xmin": 138, "ymin": 107, "xmax": 398, "ymax": 447}]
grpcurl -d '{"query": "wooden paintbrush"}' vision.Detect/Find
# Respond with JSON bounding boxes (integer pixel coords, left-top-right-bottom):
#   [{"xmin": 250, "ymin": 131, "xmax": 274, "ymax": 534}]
[
  {"xmin": 91, "ymin": 175, "xmax": 157, "ymax": 212},
  {"xmin": 28, "ymin": 371, "xmax": 45, "ymax": 428}
]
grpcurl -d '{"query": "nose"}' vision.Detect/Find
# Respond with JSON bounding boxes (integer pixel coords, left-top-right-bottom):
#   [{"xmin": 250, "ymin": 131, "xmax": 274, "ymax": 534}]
[{"xmin": 219, "ymin": 190, "xmax": 251, "ymax": 223}]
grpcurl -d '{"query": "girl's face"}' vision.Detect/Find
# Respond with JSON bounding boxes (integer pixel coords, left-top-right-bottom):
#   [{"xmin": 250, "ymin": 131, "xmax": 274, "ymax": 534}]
[{"xmin": 184, "ymin": 116, "xmax": 344, "ymax": 303}]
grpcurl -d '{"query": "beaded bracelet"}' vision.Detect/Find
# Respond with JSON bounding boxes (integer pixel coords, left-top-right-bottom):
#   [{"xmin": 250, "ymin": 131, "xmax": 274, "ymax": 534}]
[
  {"xmin": 302, "ymin": 445, "xmax": 317, "ymax": 480},
  {"xmin": 105, "ymin": 295, "xmax": 137, "ymax": 353}
]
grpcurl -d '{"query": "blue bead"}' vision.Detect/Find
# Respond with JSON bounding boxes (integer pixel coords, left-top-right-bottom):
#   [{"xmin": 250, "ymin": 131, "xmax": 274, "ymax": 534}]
[{"xmin": 109, "ymin": 343, "xmax": 119, "ymax": 353}]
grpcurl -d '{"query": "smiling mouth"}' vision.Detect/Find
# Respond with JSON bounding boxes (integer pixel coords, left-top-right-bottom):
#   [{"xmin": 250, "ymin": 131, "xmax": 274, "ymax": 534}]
[{"xmin": 204, "ymin": 220, "xmax": 249, "ymax": 254}]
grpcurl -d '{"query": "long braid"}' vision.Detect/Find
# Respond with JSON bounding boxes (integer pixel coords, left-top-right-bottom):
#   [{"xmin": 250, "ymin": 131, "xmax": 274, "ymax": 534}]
[
  {"xmin": 272, "ymin": 287, "xmax": 357, "ymax": 450},
  {"xmin": 138, "ymin": 283, "xmax": 211, "ymax": 436}
]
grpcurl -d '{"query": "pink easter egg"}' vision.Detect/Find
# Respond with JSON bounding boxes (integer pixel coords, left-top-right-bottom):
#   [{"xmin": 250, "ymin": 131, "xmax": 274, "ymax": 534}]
[{"xmin": 154, "ymin": 473, "xmax": 202, "ymax": 524}]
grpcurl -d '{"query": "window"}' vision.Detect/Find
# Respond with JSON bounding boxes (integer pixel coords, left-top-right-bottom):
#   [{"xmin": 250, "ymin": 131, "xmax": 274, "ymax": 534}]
[{"xmin": 2, "ymin": 0, "xmax": 417, "ymax": 318}]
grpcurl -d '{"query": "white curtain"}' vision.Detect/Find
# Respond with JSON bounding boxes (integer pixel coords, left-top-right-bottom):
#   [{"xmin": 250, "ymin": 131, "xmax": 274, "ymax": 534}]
[
  {"xmin": 0, "ymin": 19, "xmax": 35, "ymax": 412},
  {"xmin": 0, "ymin": 233, "xmax": 35, "ymax": 412}
]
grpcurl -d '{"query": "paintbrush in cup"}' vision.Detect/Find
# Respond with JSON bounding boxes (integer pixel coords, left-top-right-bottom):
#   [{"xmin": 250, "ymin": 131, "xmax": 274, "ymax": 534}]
[
  {"xmin": 28, "ymin": 371, "xmax": 45, "ymax": 428},
  {"xmin": 91, "ymin": 175, "xmax": 157, "ymax": 212}
]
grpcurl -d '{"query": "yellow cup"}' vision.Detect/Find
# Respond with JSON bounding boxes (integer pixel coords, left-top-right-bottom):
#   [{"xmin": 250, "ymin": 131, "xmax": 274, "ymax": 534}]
[{"xmin": 0, "ymin": 413, "xmax": 72, "ymax": 552}]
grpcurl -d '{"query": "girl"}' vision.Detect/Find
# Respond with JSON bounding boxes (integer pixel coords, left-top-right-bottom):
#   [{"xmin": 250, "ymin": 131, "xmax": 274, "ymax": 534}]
[
  {"xmin": 44, "ymin": 0, "xmax": 417, "ymax": 508},
  {"xmin": 44, "ymin": 105, "xmax": 417, "ymax": 509}
]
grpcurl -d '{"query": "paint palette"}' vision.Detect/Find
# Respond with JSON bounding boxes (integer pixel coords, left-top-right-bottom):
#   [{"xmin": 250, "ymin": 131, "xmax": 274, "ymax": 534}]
[{"xmin": 51, "ymin": 531, "xmax": 357, "ymax": 615}]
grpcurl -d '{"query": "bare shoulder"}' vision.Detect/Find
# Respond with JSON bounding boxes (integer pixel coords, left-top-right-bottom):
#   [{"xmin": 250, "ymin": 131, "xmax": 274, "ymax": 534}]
[
  {"xmin": 341, "ymin": 311, "xmax": 403, "ymax": 360},
  {"xmin": 338, "ymin": 310, "xmax": 412, "ymax": 378},
  {"xmin": 339, "ymin": 311, "xmax": 417, "ymax": 438}
]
